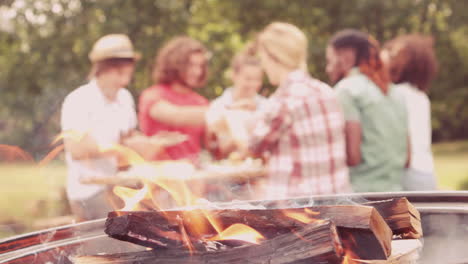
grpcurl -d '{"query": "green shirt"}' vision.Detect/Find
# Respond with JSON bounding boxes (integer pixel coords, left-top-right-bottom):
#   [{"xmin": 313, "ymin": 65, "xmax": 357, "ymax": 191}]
[{"xmin": 335, "ymin": 68, "xmax": 408, "ymax": 192}]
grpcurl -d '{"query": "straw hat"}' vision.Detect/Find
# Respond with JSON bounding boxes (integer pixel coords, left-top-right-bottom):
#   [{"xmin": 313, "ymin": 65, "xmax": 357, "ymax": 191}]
[{"xmin": 88, "ymin": 34, "xmax": 141, "ymax": 62}]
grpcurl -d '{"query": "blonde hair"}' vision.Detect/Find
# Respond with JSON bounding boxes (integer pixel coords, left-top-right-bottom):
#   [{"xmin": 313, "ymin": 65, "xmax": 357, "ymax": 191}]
[{"xmin": 257, "ymin": 22, "xmax": 308, "ymax": 70}]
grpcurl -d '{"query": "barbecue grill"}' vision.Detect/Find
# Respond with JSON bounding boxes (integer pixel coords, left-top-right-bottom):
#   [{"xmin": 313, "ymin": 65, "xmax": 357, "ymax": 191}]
[{"xmin": 0, "ymin": 191, "xmax": 467, "ymax": 264}]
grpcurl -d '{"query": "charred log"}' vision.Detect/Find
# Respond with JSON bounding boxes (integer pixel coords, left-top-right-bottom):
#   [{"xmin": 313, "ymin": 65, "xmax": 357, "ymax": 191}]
[{"xmin": 76, "ymin": 220, "xmax": 344, "ymax": 264}]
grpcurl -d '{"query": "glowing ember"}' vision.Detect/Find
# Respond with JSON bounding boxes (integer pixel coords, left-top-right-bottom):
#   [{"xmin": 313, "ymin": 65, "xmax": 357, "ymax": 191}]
[{"xmin": 209, "ymin": 224, "xmax": 265, "ymax": 244}]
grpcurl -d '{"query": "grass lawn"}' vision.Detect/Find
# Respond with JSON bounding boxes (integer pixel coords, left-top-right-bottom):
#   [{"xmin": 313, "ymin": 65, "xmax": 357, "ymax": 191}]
[
  {"xmin": 432, "ymin": 140, "xmax": 468, "ymax": 190},
  {"xmin": 0, "ymin": 141, "xmax": 467, "ymax": 239},
  {"xmin": 0, "ymin": 161, "xmax": 67, "ymax": 238}
]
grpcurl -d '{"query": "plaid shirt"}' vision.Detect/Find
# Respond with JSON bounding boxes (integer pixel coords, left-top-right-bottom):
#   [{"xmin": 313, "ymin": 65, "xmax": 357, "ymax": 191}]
[{"xmin": 249, "ymin": 70, "xmax": 350, "ymax": 198}]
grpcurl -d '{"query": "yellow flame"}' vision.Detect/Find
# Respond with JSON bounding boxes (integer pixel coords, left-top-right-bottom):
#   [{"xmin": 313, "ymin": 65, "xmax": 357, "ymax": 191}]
[
  {"xmin": 342, "ymin": 253, "xmax": 360, "ymax": 264},
  {"xmin": 113, "ymin": 185, "xmax": 149, "ymax": 211},
  {"xmin": 209, "ymin": 224, "xmax": 265, "ymax": 244},
  {"xmin": 304, "ymin": 208, "xmax": 320, "ymax": 215},
  {"xmin": 52, "ymin": 130, "xmax": 86, "ymax": 145}
]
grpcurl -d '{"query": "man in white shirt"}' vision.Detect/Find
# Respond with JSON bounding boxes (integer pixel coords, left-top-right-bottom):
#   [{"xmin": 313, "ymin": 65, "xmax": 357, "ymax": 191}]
[{"xmin": 61, "ymin": 34, "xmax": 159, "ymax": 220}]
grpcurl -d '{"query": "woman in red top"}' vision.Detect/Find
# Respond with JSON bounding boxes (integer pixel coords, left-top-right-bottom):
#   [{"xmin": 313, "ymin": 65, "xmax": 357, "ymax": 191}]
[{"xmin": 139, "ymin": 36, "xmax": 209, "ymax": 162}]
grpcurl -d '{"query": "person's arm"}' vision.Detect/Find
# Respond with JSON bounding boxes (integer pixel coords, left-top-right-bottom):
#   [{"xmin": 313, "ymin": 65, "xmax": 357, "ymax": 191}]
[
  {"xmin": 63, "ymin": 133, "xmax": 111, "ymax": 160},
  {"xmin": 336, "ymin": 82, "xmax": 363, "ymax": 167},
  {"xmin": 405, "ymin": 135, "xmax": 411, "ymax": 168},
  {"xmin": 245, "ymin": 99, "xmax": 292, "ymax": 156},
  {"xmin": 149, "ymin": 100, "xmax": 207, "ymax": 127},
  {"xmin": 344, "ymin": 121, "xmax": 362, "ymax": 166},
  {"xmin": 120, "ymin": 130, "xmax": 160, "ymax": 161}
]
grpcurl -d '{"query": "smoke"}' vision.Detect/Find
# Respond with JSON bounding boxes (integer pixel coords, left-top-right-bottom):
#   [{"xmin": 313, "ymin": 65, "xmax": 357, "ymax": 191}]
[{"xmin": 419, "ymin": 211, "xmax": 468, "ymax": 264}]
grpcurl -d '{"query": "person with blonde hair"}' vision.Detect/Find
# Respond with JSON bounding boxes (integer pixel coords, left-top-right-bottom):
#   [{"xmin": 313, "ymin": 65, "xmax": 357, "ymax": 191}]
[
  {"xmin": 61, "ymin": 34, "xmax": 164, "ymax": 220},
  {"xmin": 138, "ymin": 36, "xmax": 209, "ymax": 163},
  {"xmin": 242, "ymin": 22, "xmax": 350, "ymax": 198}
]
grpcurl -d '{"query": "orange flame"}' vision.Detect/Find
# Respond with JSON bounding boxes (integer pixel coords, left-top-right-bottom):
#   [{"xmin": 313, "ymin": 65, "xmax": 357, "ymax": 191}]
[
  {"xmin": 177, "ymin": 215, "xmax": 195, "ymax": 254},
  {"xmin": 38, "ymin": 144, "xmax": 65, "ymax": 167},
  {"xmin": 209, "ymin": 224, "xmax": 265, "ymax": 244},
  {"xmin": 104, "ymin": 141, "xmax": 266, "ymax": 249},
  {"xmin": 283, "ymin": 208, "xmax": 323, "ymax": 224},
  {"xmin": 341, "ymin": 234, "xmax": 361, "ymax": 264}
]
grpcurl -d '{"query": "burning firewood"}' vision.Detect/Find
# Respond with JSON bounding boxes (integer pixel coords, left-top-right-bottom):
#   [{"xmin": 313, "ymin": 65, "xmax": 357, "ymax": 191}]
[
  {"xmin": 74, "ymin": 220, "xmax": 344, "ymax": 264},
  {"xmin": 105, "ymin": 204, "xmax": 392, "ymax": 260},
  {"xmin": 364, "ymin": 198, "xmax": 422, "ymax": 239}
]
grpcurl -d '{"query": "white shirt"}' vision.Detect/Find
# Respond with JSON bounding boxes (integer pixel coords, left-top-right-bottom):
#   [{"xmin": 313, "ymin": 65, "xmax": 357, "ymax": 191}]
[
  {"xmin": 397, "ymin": 82, "xmax": 434, "ymax": 173},
  {"xmin": 61, "ymin": 80, "xmax": 137, "ymax": 200}
]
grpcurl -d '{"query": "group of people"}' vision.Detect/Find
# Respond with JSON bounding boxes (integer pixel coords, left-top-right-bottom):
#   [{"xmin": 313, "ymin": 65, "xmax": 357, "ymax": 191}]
[{"xmin": 61, "ymin": 22, "xmax": 438, "ymax": 221}]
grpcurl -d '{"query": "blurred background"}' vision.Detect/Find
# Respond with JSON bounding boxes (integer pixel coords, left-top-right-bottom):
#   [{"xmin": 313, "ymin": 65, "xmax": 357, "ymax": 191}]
[{"xmin": 0, "ymin": 0, "xmax": 467, "ymax": 238}]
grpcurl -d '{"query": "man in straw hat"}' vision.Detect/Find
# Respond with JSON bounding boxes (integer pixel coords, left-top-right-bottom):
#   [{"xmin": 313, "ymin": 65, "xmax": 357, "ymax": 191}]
[{"xmin": 61, "ymin": 34, "xmax": 165, "ymax": 221}]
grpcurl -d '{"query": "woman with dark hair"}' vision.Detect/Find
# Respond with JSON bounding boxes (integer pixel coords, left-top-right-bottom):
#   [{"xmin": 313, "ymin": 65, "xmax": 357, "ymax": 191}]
[
  {"xmin": 326, "ymin": 29, "xmax": 409, "ymax": 192},
  {"xmin": 138, "ymin": 36, "xmax": 209, "ymax": 163},
  {"xmin": 382, "ymin": 34, "xmax": 438, "ymax": 190}
]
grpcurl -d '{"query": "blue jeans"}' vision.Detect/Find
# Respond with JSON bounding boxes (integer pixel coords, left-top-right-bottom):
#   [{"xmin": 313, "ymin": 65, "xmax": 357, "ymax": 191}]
[{"xmin": 402, "ymin": 168, "xmax": 437, "ymax": 191}]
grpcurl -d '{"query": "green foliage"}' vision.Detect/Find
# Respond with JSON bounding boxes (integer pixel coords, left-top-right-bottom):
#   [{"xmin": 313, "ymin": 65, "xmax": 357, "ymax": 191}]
[{"xmin": 0, "ymin": 0, "xmax": 467, "ymax": 156}]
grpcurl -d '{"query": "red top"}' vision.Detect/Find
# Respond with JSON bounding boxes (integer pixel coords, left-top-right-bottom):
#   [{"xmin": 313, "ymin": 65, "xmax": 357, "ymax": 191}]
[{"xmin": 138, "ymin": 84, "xmax": 209, "ymax": 162}]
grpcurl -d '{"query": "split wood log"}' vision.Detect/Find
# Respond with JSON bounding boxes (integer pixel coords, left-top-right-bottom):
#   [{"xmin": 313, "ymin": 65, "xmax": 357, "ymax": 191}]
[
  {"xmin": 106, "ymin": 205, "xmax": 392, "ymax": 260},
  {"xmin": 75, "ymin": 220, "xmax": 344, "ymax": 264},
  {"xmin": 364, "ymin": 198, "xmax": 422, "ymax": 238}
]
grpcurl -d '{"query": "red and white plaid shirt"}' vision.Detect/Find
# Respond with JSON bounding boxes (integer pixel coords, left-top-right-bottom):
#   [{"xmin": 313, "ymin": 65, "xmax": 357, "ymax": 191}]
[{"xmin": 249, "ymin": 70, "xmax": 350, "ymax": 198}]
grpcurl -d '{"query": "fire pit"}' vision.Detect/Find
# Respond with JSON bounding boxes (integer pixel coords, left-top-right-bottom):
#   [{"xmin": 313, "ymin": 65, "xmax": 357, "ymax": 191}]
[{"xmin": 1, "ymin": 191, "xmax": 467, "ymax": 264}]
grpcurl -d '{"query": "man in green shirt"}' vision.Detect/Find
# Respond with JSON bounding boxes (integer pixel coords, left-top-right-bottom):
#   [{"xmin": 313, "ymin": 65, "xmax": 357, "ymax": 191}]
[{"xmin": 326, "ymin": 29, "xmax": 409, "ymax": 192}]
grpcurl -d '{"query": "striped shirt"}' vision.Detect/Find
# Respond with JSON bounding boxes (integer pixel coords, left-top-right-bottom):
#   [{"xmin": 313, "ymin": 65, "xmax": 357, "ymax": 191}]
[{"xmin": 249, "ymin": 70, "xmax": 350, "ymax": 199}]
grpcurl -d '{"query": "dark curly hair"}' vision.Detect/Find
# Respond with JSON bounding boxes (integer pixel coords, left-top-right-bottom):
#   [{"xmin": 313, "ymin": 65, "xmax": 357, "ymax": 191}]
[
  {"xmin": 330, "ymin": 29, "xmax": 390, "ymax": 94},
  {"xmin": 383, "ymin": 34, "xmax": 438, "ymax": 92},
  {"xmin": 152, "ymin": 36, "xmax": 208, "ymax": 87}
]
